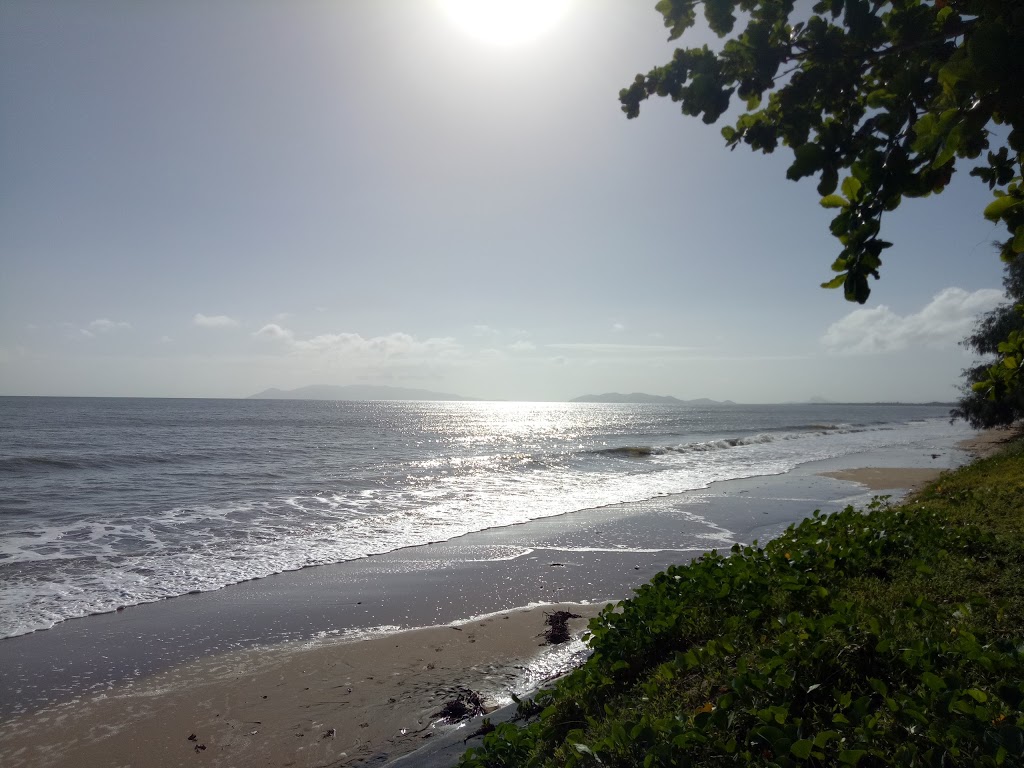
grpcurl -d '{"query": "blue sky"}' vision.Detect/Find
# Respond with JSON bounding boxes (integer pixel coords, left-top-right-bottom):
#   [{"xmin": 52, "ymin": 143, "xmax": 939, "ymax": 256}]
[{"xmin": 0, "ymin": 0, "xmax": 1008, "ymax": 402}]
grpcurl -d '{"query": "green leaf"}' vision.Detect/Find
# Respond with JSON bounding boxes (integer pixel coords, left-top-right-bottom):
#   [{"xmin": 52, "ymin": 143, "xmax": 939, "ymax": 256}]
[
  {"xmin": 788, "ymin": 143, "xmax": 824, "ymax": 181},
  {"xmin": 985, "ymin": 195, "xmax": 1021, "ymax": 221},
  {"xmin": 820, "ymin": 194, "xmax": 848, "ymax": 209},
  {"xmin": 817, "ymin": 167, "xmax": 839, "ymax": 196},
  {"xmin": 814, "ymin": 731, "xmax": 841, "ymax": 747},
  {"xmin": 841, "ymin": 176, "xmax": 862, "ymax": 200},
  {"xmin": 791, "ymin": 739, "xmax": 813, "ymax": 759},
  {"xmin": 922, "ymin": 671, "xmax": 946, "ymax": 691},
  {"xmin": 572, "ymin": 742, "xmax": 599, "ymax": 759},
  {"xmin": 912, "ymin": 113, "xmax": 939, "ymax": 153},
  {"xmin": 865, "ymin": 89, "xmax": 891, "ymax": 109},
  {"xmin": 844, "ymin": 273, "xmax": 870, "ymax": 304}
]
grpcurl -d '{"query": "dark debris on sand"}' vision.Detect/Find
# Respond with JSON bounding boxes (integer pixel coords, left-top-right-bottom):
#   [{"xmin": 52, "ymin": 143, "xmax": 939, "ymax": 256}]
[
  {"xmin": 433, "ymin": 689, "xmax": 486, "ymax": 723},
  {"xmin": 543, "ymin": 610, "xmax": 582, "ymax": 645}
]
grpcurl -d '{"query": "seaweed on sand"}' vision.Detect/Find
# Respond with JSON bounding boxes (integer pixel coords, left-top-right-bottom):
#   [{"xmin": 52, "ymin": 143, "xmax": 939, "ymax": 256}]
[
  {"xmin": 543, "ymin": 610, "xmax": 582, "ymax": 645},
  {"xmin": 434, "ymin": 689, "xmax": 486, "ymax": 723}
]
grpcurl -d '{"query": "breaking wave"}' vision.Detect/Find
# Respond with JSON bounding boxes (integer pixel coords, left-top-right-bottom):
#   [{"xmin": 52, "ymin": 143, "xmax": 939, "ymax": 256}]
[{"xmin": 592, "ymin": 424, "xmax": 866, "ymax": 459}]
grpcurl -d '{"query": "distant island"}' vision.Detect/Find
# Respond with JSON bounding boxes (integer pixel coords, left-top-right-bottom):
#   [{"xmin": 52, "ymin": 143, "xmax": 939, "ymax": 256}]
[
  {"xmin": 570, "ymin": 392, "xmax": 736, "ymax": 405},
  {"xmin": 248, "ymin": 384, "xmax": 473, "ymax": 402}
]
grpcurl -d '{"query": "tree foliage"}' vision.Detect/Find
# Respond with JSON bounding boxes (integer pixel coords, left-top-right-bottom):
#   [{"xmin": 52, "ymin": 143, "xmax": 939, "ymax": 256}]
[
  {"xmin": 952, "ymin": 255, "xmax": 1024, "ymax": 428},
  {"xmin": 619, "ymin": 0, "xmax": 1024, "ymax": 397}
]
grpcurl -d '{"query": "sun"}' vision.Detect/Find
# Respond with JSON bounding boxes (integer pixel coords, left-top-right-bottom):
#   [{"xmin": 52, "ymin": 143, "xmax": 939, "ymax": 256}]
[{"xmin": 439, "ymin": 0, "xmax": 572, "ymax": 46}]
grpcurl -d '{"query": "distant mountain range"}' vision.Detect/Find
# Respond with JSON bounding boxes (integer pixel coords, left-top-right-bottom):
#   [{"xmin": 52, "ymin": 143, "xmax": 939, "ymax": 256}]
[
  {"xmin": 570, "ymin": 392, "xmax": 736, "ymax": 405},
  {"xmin": 248, "ymin": 384, "xmax": 473, "ymax": 402}
]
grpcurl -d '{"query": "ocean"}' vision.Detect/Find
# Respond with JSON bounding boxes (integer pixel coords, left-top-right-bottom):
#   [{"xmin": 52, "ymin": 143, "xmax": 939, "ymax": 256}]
[{"xmin": 0, "ymin": 396, "xmax": 971, "ymax": 642}]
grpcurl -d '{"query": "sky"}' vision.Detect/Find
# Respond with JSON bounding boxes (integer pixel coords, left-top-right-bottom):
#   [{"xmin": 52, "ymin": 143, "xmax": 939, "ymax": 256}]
[{"xmin": 0, "ymin": 0, "xmax": 1010, "ymax": 403}]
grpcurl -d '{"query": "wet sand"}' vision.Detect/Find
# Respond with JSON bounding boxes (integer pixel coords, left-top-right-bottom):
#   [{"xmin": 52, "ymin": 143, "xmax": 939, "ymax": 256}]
[{"xmin": 0, "ymin": 604, "xmax": 599, "ymax": 768}]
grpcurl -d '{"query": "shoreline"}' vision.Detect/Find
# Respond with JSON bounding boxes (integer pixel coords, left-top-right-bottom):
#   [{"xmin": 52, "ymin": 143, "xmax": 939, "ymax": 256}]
[
  {"xmin": 0, "ymin": 430, "xmax": 980, "ymax": 767},
  {"xmin": 1, "ymin": 420, "xmax": 979, "ymax": 645},
  {"xmin": 3, "ymin": 426, "xmax": 980, "ymax": 646},
  {"xmin": 1, "ymin": 432, "xmax": 975, "ymax": 717}
]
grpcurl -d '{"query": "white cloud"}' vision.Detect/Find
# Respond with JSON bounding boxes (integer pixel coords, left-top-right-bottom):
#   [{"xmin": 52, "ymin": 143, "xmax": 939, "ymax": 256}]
[
  {"xmin": 159, "ymin": 335, "xmax": 173, "ymax": 344},
  {"xmin": 612, "ymin": 322, "xmax": 625, "ymax": 332},
  {"xmin": 473, "ymin": 324, "xmax": 498, "ymax": 337},
  {"xmin": 822, "ymin": 287, "xmax": 1005, "ymax": 355},
  {"xmin": 89, "ymin": 318, "xmax": 131, "ymax": 333},
  {"xmin": 508, "ymin": 340, "xmax": 536, "ymax": 352},
  {"xmin": 76, "ymin": 318, "xmax": 131, "ymax": 338},
  {"xmin": 254, "ymin": 323, "xmax": 294, "ymax": 342},
  {"xmin": 193, "ymin": 313, "xmax": 239, "ymax": 328},
  {"xmin": 546, "ymin": 343, "xmax": 698, "ymax": 353},
  {"xmin": 254, "ymin": 325, "xmax": 463, "ymax": 365}
]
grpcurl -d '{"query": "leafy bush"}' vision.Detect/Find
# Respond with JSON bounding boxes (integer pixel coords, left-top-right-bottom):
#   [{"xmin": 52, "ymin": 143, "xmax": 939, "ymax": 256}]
[{"xmin": 461, "ymin": 444, "xmax": 1024, "ymax": 767}]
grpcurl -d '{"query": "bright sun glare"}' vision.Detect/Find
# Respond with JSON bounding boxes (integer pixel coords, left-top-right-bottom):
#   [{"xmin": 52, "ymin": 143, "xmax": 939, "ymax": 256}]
[{"xmin": 440, "ymin": 0, "xmax": 572, "ymax": 46}]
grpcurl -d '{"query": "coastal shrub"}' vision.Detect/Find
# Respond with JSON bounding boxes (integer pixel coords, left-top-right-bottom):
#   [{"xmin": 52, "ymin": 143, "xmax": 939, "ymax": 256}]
[{"xmin": 460, "ymin": 443, "xmax": 1024, "ymax": 767}]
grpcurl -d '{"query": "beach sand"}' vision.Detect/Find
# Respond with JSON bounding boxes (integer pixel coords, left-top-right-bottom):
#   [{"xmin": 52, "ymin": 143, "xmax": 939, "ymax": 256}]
[
  {"xmin": 957, "ymin": 427, "xmax": 1020, "ymax": 458},
  {"xmin": 816, "ymin": 428, "xmax": 1012, "ymax": 491},
  {"xmin": 816, "ymin": 466, "xmax": 945, "ymax": 491},
  {"xmin": 0, "ymin": 604, "xmax": 600, "ymax": 768}
]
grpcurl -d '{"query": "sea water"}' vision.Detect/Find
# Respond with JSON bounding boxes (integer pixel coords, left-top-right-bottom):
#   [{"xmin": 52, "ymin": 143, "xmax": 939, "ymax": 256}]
[{"xmin": 0, "ymin": 397, "xmax": 971, "ymax": 640}]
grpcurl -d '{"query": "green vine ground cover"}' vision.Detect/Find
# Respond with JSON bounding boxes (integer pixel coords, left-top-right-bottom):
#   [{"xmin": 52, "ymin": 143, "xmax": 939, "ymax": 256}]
[{"xmin": 460, "ymin": 442, "xmax": 1024, "ymax": 767}]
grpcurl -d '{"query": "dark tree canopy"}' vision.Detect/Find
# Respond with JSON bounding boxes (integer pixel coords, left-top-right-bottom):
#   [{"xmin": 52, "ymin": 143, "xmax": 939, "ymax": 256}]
[
  {"xmin": 951, "ymin": 254, "xmax": 1024, "ymax": 428},
  {"xmin": 621, "ymin": 0, "xmax": 1024, "ymax": 402}
]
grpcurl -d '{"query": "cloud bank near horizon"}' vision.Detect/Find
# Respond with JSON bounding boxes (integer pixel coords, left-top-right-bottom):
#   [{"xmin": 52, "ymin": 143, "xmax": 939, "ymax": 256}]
[{"xmin": 822, "ymin": 287, "xmax": 1005, "ymax": 356}]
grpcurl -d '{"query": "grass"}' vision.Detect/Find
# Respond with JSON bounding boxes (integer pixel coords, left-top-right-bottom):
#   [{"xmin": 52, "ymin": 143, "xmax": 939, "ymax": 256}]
[{"xmin": 459, "ymin": 441, "xmax": 1024, "ymax": 767}]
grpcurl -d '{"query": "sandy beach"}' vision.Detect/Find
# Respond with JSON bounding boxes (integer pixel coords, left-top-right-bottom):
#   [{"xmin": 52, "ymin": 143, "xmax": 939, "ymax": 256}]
[
  {"xmin": 0, "ymin": 604, "xmax": 600, "ymax": 768},
  {"xmin": 816, "ymin": 467, "xmax": 945, "ymax": 491},
  {"xmin": 0, "ymin": 430, "xmax": 980, "ymax": 768},
  {"xmin": 957, "ymin": 427, "xmax": 1021, "ymax": 458},
  {"xmin": 816, "ymin": 429, "xmax": 1012, "ymax": 491}
]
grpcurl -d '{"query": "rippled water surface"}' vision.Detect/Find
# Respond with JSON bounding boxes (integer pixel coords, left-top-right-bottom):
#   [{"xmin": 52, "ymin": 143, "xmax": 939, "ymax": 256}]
[{"xmin": 0, "ymin": 397, "xmax": 967, "ymax": 638}]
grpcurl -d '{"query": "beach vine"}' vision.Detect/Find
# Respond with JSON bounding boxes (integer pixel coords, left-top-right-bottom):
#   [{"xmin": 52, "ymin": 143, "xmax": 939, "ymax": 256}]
[{"xmin": 460, "ymin": 440, "xmax": 1024, "ymax": 766}]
